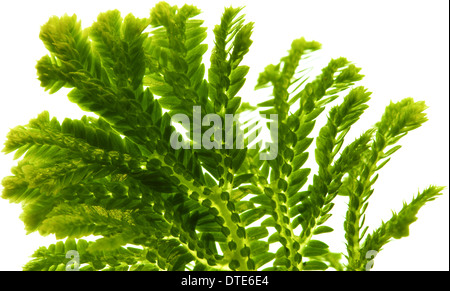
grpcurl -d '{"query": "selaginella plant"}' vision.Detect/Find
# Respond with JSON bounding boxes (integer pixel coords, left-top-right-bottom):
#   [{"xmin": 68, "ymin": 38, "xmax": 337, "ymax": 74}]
[{"xmin": 1, "ymin": 2, "xmax": 444, "ymax": 271}]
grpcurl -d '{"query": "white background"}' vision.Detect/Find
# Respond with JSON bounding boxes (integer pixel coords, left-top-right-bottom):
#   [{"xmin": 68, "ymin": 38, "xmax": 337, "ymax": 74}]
[{"xmin": 0, "ymin": 0, "xmax": 448, "ymax": 271}]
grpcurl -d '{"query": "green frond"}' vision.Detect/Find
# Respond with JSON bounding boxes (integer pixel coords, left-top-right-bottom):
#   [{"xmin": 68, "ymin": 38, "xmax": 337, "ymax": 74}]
[
  {"xmin": 23, "ymin": 238, "xmax": 156, "ymax": 271},
  {"xmin": 355, "ymin": 186, "xmax": 445, "ymax": 271},
  {"xmin": 256, "ymin": 37, "xmax": 321, "ymax": 121},
  {"xmin": 376, "ymin": 98, "xmax": 428, "ymax": 141},
  {"xmin": 208, "ymin": 6, "xmax": 253, "ymax": 110},
  {"xmin": 90, "ymin": 10, "xmax": 150, "ymax": 91},
  {"xmin": 38, "ymin": 203, "xmax": 137, "ymax": 239},
  {"xmin": 39, "ymin": 14, "xmax": 92, "ymax": 68},
  {"xmin": 343, "ymin": 98, "xmax": 430, "ymax": 270},
  {"xmin": 145, "ymin": 2, "xmax": 207, "ymax": 112}
]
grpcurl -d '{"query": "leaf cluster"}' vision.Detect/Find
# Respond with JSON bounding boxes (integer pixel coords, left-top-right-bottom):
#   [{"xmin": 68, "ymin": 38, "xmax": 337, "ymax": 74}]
[{"xmin": 1, "ymin": 2, "xmax": 444, "ymax": 271}]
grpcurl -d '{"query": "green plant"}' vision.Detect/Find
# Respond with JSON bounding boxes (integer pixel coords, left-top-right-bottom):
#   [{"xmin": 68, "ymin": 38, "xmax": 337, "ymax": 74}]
[{"xmin": 1, "ymin": 2, "xmax": 444, "ymax": 271}]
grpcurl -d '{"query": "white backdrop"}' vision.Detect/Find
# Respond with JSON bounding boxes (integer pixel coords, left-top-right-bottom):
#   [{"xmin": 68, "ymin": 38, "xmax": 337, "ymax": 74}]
[{"xmin": 0, "ymin": 0, "xmax": 448, "ymax": 271}]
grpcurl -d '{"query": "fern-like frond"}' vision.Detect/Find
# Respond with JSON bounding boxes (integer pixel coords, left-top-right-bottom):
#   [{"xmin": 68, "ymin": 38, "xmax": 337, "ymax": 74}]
[
  {"xmin": 343, "ymin": 98, "xmax": 430, "ymax": 270},
  {"xmin": 355, "ymin": 186, "xmax": 445, "ymax": 271}
]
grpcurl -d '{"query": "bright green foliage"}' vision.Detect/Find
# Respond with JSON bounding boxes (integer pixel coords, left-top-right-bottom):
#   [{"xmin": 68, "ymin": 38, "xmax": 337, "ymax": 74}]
[{"xmin": 1, "ymin": 2, "xmax": 444, "ymax": 271}]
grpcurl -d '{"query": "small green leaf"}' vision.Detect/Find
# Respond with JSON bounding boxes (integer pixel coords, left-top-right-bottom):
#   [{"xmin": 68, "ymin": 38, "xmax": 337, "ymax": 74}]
[
  {"xmin": 253, "ymin": 253, "xmax": 275, "ymax": 269},
  {"xmin": 230, "ymin": 66, "xmax": 249, "ymax": 84},
  {"xmin": 307, "ymin": 240, "xmax": 329, "ymax": 249},
  {"xmin": 376, "ymin": 157, "xmax": 391, "ymax": 171},
  {"xmin": 289, "ymin": 168, "xmax": 311, "ymax": 186},
  {"xmin": 302, "ymin": 247, "xmax": 328, "ymax": 257},
  {"xmin": 232, "ymin": 148, "xmax": 247, "ymax": 172},
  {"xmin": 297, "ymin": 121, "xmax": 316, "ymax": 139},
  {"xmin": 382, "ymin": 145, "xmax": 402, "ymax": 158},
  {"xmin": 232, "ymin": 173, "xmax": 254, "ymax": 188},
  {"xmin": 303, "ymin": 260, "xmax": 328, "ymax": 270},
  {"xmin": 226, "ymin": 97, "xmax": 241, "ymax": 114},
  {"xmin": 240, "ymin": 208, "xmax": 266, "ymax": 227},
  {"xmin": 246, "ymin": 226, "xmax": 269, "ymax": 240},
  {"xmin": 250, "ymin": 240, "xmax": 269, "ymax": 256},
  {"xmin": 258, "ymin": 99, "xmax": 275, "ymax": 107},
  {"xmin": 313, "ymin": 225, "xmax": 334, "ymax": 235}
]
